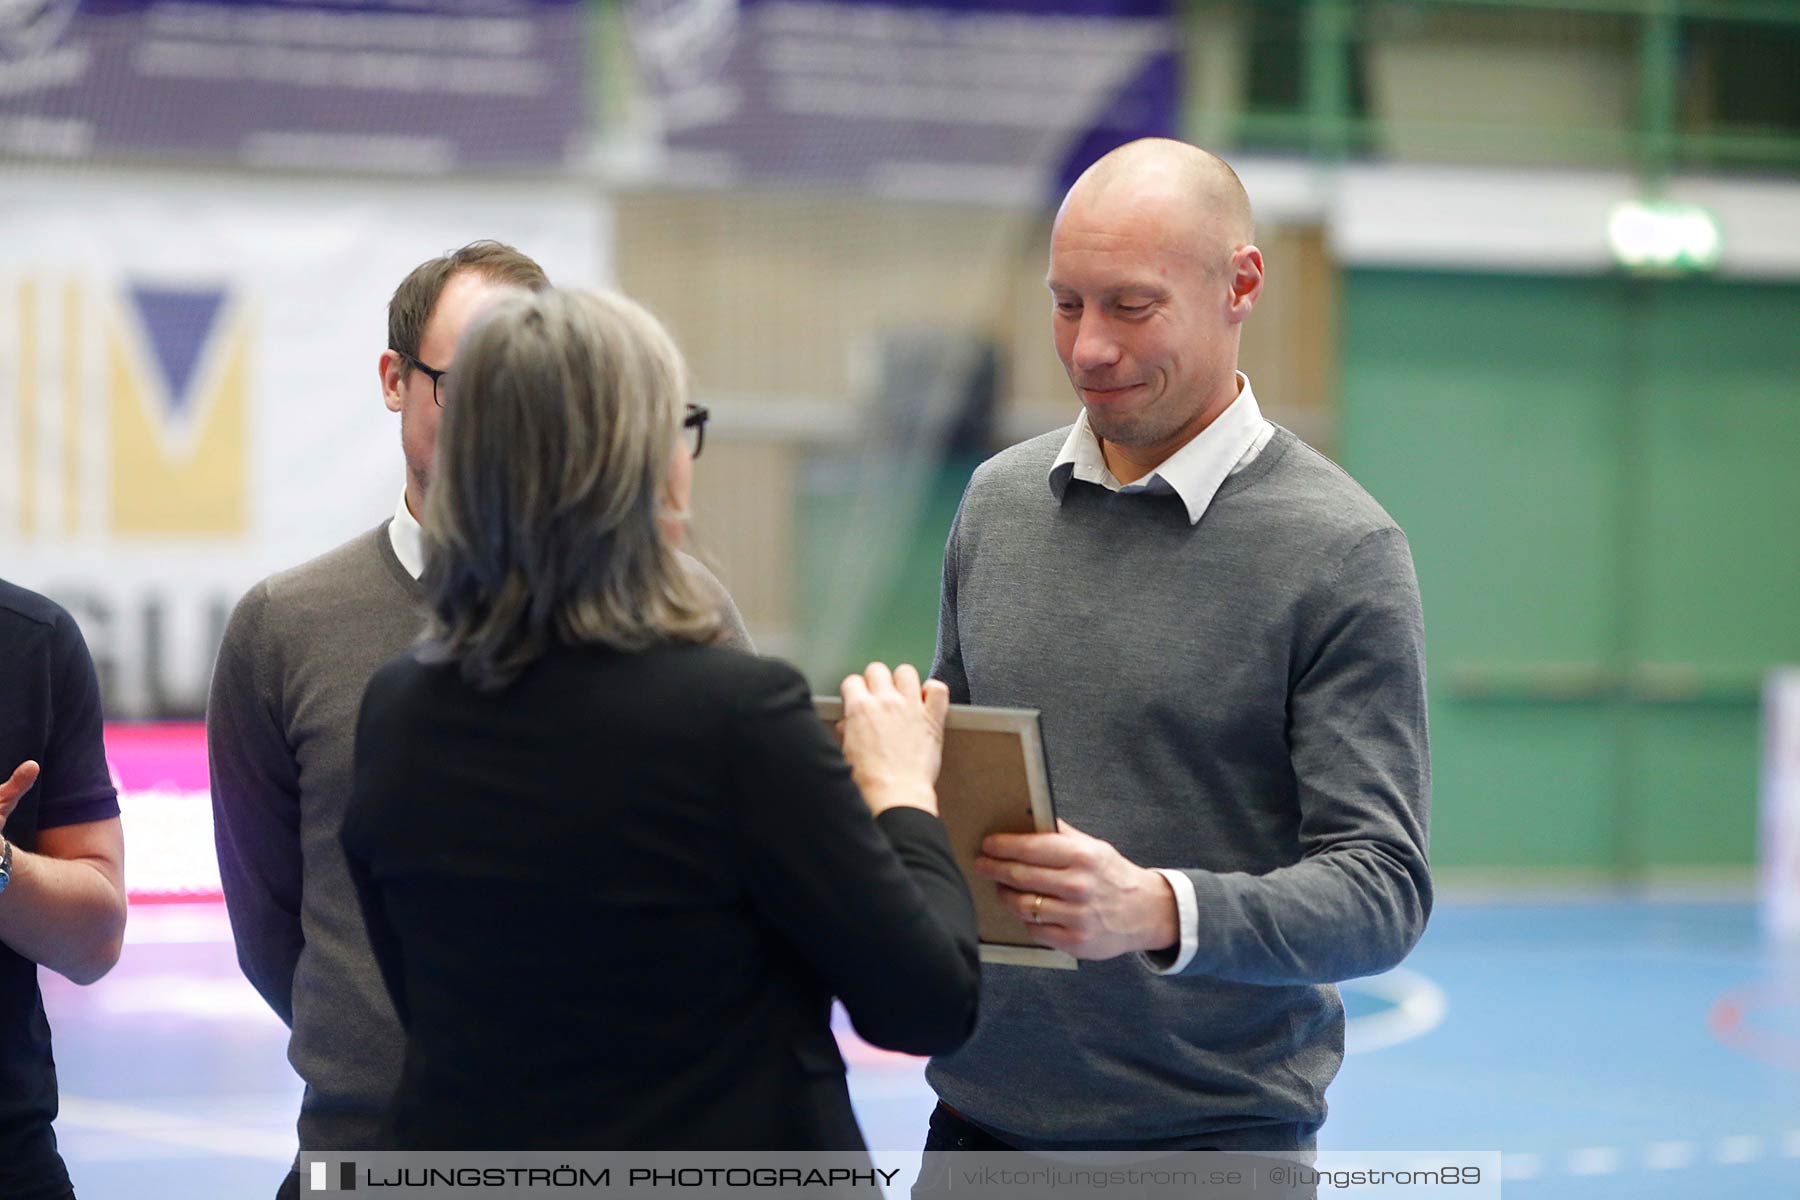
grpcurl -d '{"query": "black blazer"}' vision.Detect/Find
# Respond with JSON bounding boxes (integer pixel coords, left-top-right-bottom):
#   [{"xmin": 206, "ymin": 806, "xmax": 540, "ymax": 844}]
[{"xmin": 343, "ymin": 642, "xmax": 978, "ymax": 1150}]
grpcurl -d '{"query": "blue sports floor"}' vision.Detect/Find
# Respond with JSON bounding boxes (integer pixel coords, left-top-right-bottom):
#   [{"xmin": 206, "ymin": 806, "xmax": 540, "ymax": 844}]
[{"xmin": 42, "ymin": 894, "xmax": 1800, "ymax": 1198}]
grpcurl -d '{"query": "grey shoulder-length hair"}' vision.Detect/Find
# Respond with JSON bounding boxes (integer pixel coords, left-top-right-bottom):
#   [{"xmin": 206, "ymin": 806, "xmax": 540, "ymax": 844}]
[{"xmin": 420, "ymin": 287, "xmax": 721, "ymax": 690}]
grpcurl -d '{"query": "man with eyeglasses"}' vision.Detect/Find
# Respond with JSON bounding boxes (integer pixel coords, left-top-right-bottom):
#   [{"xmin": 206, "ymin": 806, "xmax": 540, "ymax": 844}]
[{"xmin": 208, "ymin": 243, "xmax": 751, "ymax": 1197}]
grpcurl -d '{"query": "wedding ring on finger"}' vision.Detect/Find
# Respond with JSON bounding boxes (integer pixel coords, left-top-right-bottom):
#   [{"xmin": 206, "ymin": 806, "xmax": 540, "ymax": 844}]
[{"xmin": 1031, "ymin": 893, "xmax": 1045, "ymax": 924}]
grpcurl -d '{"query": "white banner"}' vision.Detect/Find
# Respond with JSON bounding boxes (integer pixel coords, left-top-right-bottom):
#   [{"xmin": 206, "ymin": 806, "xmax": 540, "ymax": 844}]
[
  {"xmin": 0, "ymin": 164, "xmax": 607, "ymax": 716},
  {"xmin": 1762, "ymin": 669, "xmax": 1800, "ymax": 939}
]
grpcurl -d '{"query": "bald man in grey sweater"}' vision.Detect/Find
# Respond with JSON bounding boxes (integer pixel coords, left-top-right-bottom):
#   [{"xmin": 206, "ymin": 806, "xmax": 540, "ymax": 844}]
[{"xmin": 919, "ymin": 141, "xmax": 1430, "ymax": 1157}]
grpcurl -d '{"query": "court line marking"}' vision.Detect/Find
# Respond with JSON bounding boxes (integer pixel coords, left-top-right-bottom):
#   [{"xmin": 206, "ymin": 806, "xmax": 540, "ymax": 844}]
[
  {"xmin": 58, "ymin": 1095, "xmax": 293, "ymax": 1160},
  {"xmin": 122, "ymin": 901, "xmax": 235, "ymax": 945},
  {"xmin": 1341, "ymin": 966, "xmax": 1448, "ymax": 1053},
  {"xmin": 1708, "ymin": 983, "xmax": 1800, "ymax": 1072},
  {"xmin": 1500, "ymin": 1152, "xmax": 1540, "ymax": 1181},
  {"xmin": 1715, "ymin": 1135, "xmax": 1764, "ymax": 1164},
  {"xmin": 86, "ymin": 972, "xmax": 274, "ymax": 1020},
  {"xmin": 1501, "ymin": 1130, "xmax": 1800, "ymax": 1181},
  {"xmin": 1566, "ymin": 1146, "xmax": 1622, "ymax": 1176}
]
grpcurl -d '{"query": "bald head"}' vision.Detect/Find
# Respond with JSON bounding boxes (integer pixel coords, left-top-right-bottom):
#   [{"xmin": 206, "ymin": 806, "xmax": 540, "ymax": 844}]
[
  {"xmin": 1057, "ymin": 139, "xmax": 1254, "ymax": 265},
  {"xmin": 1045, "ymin": 139, "xmax": 1264, "ymax": 480}
]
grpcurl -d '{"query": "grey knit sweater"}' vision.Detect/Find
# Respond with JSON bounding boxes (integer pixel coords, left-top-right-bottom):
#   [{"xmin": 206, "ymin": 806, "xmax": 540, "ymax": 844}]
[
  {"xmin": 208, "ymin": 523, "xmax": 751, "ymax": 1153},
  {"xmin": 926, "ymin": 424, "xmax": 1431, "ymax": 1150}
]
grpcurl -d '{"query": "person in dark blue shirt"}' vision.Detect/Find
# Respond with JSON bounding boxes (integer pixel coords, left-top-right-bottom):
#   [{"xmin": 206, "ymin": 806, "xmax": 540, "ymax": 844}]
[{"xmin": 0, "ymin": 579, "xmax": 128, "ymax": 1200}]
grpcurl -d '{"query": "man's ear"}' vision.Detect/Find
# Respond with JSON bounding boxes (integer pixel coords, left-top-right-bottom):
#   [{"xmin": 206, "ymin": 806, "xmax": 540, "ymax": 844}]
[
  {"xmin": 1226, "ymin": 244, "xmax": 1264, "ymax": 325},
  {"xmin": 379, "ymin": 349, "xmax": 406, "ymax": 414}
]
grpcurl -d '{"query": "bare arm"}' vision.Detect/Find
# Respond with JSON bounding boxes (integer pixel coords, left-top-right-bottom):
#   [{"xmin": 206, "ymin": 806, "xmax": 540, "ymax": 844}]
[{"xmin": 0, "ymin": 761, "xmax": 127, "ymax": 986}]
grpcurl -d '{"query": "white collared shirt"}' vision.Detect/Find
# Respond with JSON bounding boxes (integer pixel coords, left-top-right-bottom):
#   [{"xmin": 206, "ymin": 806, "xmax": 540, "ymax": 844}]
[
  {"xmin": 388, "ymin": 491, "xmax": 425, "ymax": 581},
  {"xmin": 1047, "ymin": 372, "xmax": 1276, "ymax": 975},
  {"xmin": 1048, "ymin": 371, "xmax": 1274, "ymax": 526}
]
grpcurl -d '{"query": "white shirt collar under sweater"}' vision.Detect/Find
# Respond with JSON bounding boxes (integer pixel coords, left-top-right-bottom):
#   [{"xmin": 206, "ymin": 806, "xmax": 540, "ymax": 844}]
[
  {"xmin": 388, "ymin": 491, "xmax": 425, "ymax": 581},
  {"xmin": 1048, "ymin": 371, "xmax": 1274, "ymax": 526}
]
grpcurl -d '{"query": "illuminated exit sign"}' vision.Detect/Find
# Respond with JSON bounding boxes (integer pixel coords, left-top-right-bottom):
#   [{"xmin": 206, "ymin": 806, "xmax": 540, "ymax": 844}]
[{"xmin": 1608, "ymin": 200, "xmax": 1721, "ymax": 273}]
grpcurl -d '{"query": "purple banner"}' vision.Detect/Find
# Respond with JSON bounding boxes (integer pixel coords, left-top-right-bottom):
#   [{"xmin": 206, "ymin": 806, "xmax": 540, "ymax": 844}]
[
  {"xmin": 628, "ymin": 0, "xmax": 1177, "ymax": 202},
  {"xmin": 0, "ymin": 0, "xmax": 587, "ymax": 170}
]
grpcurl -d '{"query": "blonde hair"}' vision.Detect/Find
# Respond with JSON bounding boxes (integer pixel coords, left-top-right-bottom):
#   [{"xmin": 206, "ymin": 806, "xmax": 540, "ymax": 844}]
[{"xmin": 421, "ymin": 288, "xmax": 721, "ymax": 690}]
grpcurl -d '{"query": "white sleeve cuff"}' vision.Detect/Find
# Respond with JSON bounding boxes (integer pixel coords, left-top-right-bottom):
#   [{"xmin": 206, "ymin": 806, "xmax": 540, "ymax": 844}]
[{"xmin": 1142, "ymin": 868, "xmax": 1199, "ymax": 975}]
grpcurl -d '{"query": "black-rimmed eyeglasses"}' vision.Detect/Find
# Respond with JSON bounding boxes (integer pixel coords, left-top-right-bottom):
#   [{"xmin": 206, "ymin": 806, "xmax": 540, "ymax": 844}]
[
  {"xmin": 400, "ymin": 353, "xmax": 707, "ymax": 453},
  {"xmin": 399, "ymin": 352, "xmax": 449, "ymax": 407},
  {"xmin": 683, "ymin": 404, "xmax": 710, "ymax": 460}
]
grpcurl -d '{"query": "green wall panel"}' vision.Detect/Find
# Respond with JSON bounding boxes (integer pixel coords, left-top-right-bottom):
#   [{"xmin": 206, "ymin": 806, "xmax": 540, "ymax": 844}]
[
  {"xmin": 1340, "ymin": 271, "xmax": 1629, "ymax": 870},
  {"xmin": 1631, "ymin": 708, "xmax": 1761, "ymax": 865},
  {"xmin": 1334, "ymin": 274, "xmax": 1627, "ymax": 662},
  {"xmin": 1342, "ymin": 269, "xmax": 1800, "ymax": 873},
  {"xmin": 1631, "ymin": 280, "xmax": 1800, "ymax": 865},
  {"xmin": 1636, "ymin": 281, "xmax": 1800, "ymax": 665},
  {"xmin": 1428, "ymin": 704, "xmax": 1618, "ymax": 868}
]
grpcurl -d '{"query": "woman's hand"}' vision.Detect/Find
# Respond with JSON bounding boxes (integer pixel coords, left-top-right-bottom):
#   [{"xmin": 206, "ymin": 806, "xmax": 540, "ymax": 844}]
[{"xmin": 839, "ymin": 663, "xmax": 950, "ymax": 817}]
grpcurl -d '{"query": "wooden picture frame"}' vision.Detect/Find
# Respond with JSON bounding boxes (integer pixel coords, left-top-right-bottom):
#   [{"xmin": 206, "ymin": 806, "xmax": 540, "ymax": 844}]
[{"xmin": 815, "ymin": 698, "xmax": 1076, "ymax": 970}]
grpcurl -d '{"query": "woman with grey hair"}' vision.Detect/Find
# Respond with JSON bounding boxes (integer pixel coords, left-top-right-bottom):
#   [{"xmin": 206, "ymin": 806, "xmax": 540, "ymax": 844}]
[{"xmin": 342, "ymin": 288, "xmax": 978, "ymax": 1150}]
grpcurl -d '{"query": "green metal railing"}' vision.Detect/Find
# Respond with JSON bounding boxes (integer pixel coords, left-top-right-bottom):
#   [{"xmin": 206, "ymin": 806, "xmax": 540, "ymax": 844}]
[{"xmin": 1188, "ymin": 0, "xmax": 1800, "ymax": 179}]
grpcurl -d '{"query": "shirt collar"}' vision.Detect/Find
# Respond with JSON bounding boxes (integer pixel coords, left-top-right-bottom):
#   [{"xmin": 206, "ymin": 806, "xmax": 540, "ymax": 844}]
[
  {"xmin": 1048, "ymin": 372, "xmax": 1265, "ymax": 526},
  {"xmin": 388, "ymin": 490, "xmax": 425, "ymax": 581}
]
